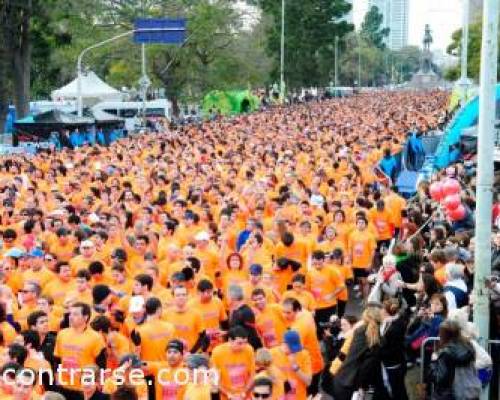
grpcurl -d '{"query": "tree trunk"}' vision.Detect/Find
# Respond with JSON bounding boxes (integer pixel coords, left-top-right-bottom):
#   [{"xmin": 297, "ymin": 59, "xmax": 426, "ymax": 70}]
[
  {"xmin": 11, "ymin": 0, "xmax": 31, "ymax": 118},
  {"xmin": 171, "ymin": 96, "xmax": 180, "ymax": 118}
]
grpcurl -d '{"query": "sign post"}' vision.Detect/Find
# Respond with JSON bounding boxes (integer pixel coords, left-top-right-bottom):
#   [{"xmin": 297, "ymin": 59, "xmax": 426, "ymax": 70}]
[{"xmin": 76, "ymin": 19, "xmax": 186, "ymax": 118}]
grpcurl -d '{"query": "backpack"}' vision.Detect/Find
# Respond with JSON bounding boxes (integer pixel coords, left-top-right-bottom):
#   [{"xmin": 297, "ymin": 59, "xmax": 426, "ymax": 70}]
[{"xmin": 452, "ymin": 363, "xmax": 482, "ymax": 400}]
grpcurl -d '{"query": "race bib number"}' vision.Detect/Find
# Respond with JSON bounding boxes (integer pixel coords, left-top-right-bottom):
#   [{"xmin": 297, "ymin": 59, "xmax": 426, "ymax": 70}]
[
  {"xmin": 228, "ymin": 365, "xmax": 247, "ymax": 388},
  {"xmin": 354, "ymin": 243, "xmax": 364, "ymax": 256},
  {"xmin": 262, "ymin": 330, "xmax": 277, "ymax": 347},
  {"xmin": 376, "ymin": 220, "xmax": 386, "ymax": 230},
  {"xmin": 162, "ymin": 383, "xmax": 178, "ymax": 400},
  {"xmin": 311, "ymin": 287, "xmax": 322, "ymax": 300},
  {"xmin": 61, "ymin": 356, "xmax": 79, "ymax": 370}
]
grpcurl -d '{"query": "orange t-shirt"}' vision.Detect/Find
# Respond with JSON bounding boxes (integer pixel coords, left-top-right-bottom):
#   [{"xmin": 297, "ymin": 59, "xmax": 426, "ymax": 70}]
[
  {"xmin": 306, "ymin": 265, "xmax": 343, "ymax": 309},
  {"xmin": 254, "ymin": 304, "xmax": 287, "ymax": 348},
  {"xmin": 270, "ymin": 347, "xmax": 312, "ymax": 400},
  {"xmin": 348, "ymin": 229, "xmax": 377, "ymax": 269},
  {"xmin": 162, "ymin": 307, "xmax": 204, "ymax": 351},
  {"xmin": 54, "ymin": 327, "xmax": 105, "ymax": 391},
  {"xmin": 211, "ymin": 342, "xmax": 255, "ymax": 399},
  {"xmin": 134, "ymin": 319, "xmax": 174, "ymax": 362},
  {"xmin": 288, "ymin": 311, "xmax": 324, "ymax": 374}
]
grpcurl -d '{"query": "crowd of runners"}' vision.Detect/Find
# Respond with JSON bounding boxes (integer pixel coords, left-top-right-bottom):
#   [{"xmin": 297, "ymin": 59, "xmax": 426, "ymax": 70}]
[{"xmin": 0, "ymin": 90, "xmax": 497, "ymax": 400}]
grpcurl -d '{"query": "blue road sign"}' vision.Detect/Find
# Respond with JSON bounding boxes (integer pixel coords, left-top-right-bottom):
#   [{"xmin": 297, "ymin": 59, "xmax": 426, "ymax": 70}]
[{"xmin": 134, "ymin": 18, "xmax": 186, "ymax": 45}]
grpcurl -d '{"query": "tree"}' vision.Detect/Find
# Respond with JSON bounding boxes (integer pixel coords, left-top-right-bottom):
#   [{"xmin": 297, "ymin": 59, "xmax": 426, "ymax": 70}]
[
  {"xmin": 360, "ymin": 5, "xmax": 389, "ymax": 50},
  {"xmin": 445, "ymin": 19, "xmax": 499, "ymax": 81},
  {"xmin": 258, "ymin": 0, "xmax": 354, "ymax": 89},
  {"xmin": 391, "ymin": 45, "xmax": 423, "ymax": 82}
]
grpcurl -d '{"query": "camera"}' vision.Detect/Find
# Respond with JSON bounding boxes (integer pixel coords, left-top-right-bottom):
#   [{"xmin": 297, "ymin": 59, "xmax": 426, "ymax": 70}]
[{"xmin": 319, "ymin": 315, "xmax": 342, "ymax": 336}]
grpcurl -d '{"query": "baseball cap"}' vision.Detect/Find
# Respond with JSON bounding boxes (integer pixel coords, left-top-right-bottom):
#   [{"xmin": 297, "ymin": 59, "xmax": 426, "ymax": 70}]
[
  {"xmin": 249, "ymin": 264, "xmax": 263, "ymax": 276},
  {"xmin": 195, "ymin": 231, "xmax": 210, "ymax": 241},
  {"xmin": 119, "ymin": 354, "xmax": 143, "ymax": 368},
  {"xmin": 3, "ymin": 248, "xmax": 26, "ymax": 259},
  {"xmin": 186, "ymin": 354, "xmax": 209, "ymax": 369},
  {"xmin": 129, "ymin": 296, "xmax": 145, "ymax": 313},
  {"xmin": 167, "ymin": 339, "xmax": 185, "ymax": 354},
  {"xmin": 283, "ymin": 330, "xmax": 302, "ymax": 354},
  {"xmin": 27, "ymin": 248, "xmax": 44, "ymax": 258}
]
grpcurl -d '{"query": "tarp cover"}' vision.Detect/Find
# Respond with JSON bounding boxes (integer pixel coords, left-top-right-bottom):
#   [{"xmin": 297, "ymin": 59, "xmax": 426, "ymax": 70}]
[
  {"xmin": 51, "ymin": 71, "xmax": 124, "ymax": 103},
  {"xmin": 15, "ymin": 110, "xmax": 94, "ymax": 126}
]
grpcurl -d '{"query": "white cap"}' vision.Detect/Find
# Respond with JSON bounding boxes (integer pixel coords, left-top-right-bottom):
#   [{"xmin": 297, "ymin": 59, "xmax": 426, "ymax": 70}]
[
  {"xmin": 310, "ymin": 194, "xmax": 324, "ymax": 207},
  {"xmin": 195, "ymin": 231, "xmax": 210, "ymax": 241},
  {"xmin": 80, "ymin": 240, "xmax": 94, "ymax": 248},
  {"xmin": 129, "ymin": 296, "xmax": 145, "ymax": 313},
  {"xmin": 88, "ymin": 213, "xmax": 100, "ymax": 224}
]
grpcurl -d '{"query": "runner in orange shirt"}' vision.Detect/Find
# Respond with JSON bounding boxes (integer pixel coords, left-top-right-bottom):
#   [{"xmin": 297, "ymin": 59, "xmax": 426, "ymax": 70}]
[
  {"xmin": 306, "ymin": 250, "xmax": 344, "ymax": 337},
  {"xmin": 270, "ymin": 330, "xmax": 312, "ymax": 400},
  {"xmin": 281, "ymin": 298, "xmax": 323, "ymax": 396},
  {"xmin": 347, "ymin": 216, "xmax": 377, "ymax": 300},
  {"xmin": 251, "ymin": 288, "xmax": 286, "ymax": 349},
  {"xmin": 163, "ymin": 285, "xmax": 206, "ymax": 353},
  {"xmin": 53, "ymin": 302, "xmax": 106, "ymax": 395},
  {"xmin": 211, "ymin": 326, "xmax": 255, "ymax": 400}
]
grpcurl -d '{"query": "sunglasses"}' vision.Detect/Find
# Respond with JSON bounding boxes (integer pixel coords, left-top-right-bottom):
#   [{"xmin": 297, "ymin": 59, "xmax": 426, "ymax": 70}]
[{"xmin": 253, "ymin": 392, "xmax": 271, "ymax": 399}]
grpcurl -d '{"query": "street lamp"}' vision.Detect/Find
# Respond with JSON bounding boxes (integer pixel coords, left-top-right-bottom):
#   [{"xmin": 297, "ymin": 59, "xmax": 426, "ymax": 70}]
[
  {"xmin": 334, "ymin": 36, "xmax": 339, "ymax": 88},
  {"xmin": 456, "ymin": 0, "xmax": 473, "ymax": 104},
  {"xmin": 280, "ymin": 0, "xmax": 285, "ymax": 100},
  {"xmin": 76, "ymin": 27, "xmax": 184, "ymax": 117}
]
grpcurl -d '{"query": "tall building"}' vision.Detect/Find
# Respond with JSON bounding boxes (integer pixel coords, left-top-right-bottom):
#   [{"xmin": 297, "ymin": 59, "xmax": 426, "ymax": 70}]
[
  {"xmin": 364, "ymin": 0, "xmax": 409, "ymax": 50},
  {"xmin": 341, "ymin": 0, "xmax": 354, "ymax": 25}
]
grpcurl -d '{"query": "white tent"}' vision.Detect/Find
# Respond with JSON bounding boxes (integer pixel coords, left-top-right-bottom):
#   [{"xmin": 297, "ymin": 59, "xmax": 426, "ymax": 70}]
[{"xmin": 51, "ymin": 71, "xmax": 124, "ymax": 105}]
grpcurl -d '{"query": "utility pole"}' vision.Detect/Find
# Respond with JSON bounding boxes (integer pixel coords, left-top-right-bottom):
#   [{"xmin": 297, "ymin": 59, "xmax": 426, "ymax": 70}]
[
  {"xmin": 280, "ymin": 0, "xmax": 285, "ymax": 100},
  {"xmin": 334, "ymin": 36, "xmax": 339, "ymax": 88},
  {"xmin": 457, "ymin": 0, "xmax": 472, "ymax": 103},
  {"xmin": 358, "ymin": 45, "xmax": 361, "ymax": 88},
  {"xmin": 473, "ymin": 3, "xmax": 498, "ymax": 400}
]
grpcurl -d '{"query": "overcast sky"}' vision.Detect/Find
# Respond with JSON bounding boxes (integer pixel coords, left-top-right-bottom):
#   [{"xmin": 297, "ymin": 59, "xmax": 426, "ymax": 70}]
[
  {"xmin": 407, "ymin": 0, "xmax": 463, "ymax": 51},
  {"xmin": 353, "ymin": 0, "xmax": 464, "ymax": 52}
]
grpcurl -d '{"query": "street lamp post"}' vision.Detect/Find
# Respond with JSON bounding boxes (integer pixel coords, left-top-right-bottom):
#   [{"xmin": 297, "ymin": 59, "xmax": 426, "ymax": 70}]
[
  {"xmin": 280, "ymin": 0, "xmax": 285, "ymax": 100},
  {"xmin": 457, "ymin": 0, "xmax": 473, "ymax": 104},
  {"xmin": 474, "ymin": 3, "xmax": 498, "ymax": 400},
  {"xmin": 334, "ymin": 36, "xmax": 339, "ymax": 88},
  {"xmin": 76, "ymin": 27, "xmax": 184, "ymax": 117}
]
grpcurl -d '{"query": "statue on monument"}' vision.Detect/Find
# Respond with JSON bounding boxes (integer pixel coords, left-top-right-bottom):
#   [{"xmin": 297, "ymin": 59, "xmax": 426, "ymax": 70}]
[
  {"xmin": 422, "ymin": 24, "xmax": 434, "ymax": 73},
  {"xmin": 410, "ymin": 24, "xmax": 441, "ymax": 87}
]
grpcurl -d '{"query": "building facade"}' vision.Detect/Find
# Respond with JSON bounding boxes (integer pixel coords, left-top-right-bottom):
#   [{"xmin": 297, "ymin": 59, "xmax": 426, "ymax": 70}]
[{"xmin": 364, "ymin": 0, "xmax": 409, "ymax": 50}]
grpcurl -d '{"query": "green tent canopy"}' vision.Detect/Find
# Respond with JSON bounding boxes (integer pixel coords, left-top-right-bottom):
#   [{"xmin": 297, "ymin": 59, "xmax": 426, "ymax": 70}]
[{"xmin": 202, "ymin": 90, "xmax": 260, "ymax": 116}]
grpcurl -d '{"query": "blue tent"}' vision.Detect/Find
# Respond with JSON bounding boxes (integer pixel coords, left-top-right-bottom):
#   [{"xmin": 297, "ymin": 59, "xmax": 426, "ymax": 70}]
[{"xmin": 434, "ymin": 83, "xmax": 500, "ymax": 169}]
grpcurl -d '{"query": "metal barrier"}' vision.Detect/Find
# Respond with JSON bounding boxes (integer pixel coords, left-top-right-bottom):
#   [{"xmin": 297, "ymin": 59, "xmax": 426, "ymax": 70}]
[
  {"xmin": 419, "ymin": 336, "xmax": 440, "ymax": 384},
  {"xmin": 487, "ymin": 340, "xmax": 500, "ymax": 400}
]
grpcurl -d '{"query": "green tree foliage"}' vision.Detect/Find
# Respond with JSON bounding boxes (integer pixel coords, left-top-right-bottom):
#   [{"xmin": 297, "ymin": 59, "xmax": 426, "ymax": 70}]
[
  {"xmin": 445, "ymin": 20, "xmax": 499, "ymax": 81},
  {"xmin": 258, "ymin": 0, "xmax": 354, "ymax": 89},
  {"xmin": 360, "ymin": 5, "xmax": 389, "ymax": 50},
  {"xmin": 0, "ymin": 0, "xmax": 272, "ymax": 126}
]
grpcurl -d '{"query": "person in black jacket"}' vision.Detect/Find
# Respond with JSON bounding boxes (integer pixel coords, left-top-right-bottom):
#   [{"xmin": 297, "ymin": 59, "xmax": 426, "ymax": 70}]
[
  {"xmin": 228, "ymin": 284, "xmax": 262, "ymax": 350},
  {"xmin": 323, "ymin": 305, "xmax": 383, "ymax": 400},
  {"xmin": 427, "ymin": 320, "xmax": 476, "ymax": 400},
  {"xmin": 375, "ymin": 297, "xmax": 410, "ymax": 400}
]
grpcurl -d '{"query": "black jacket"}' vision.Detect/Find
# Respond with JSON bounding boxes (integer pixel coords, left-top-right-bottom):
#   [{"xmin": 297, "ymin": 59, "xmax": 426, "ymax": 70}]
[
  {"xmin": 492, "ymin": 246, "xmax": 500, "ymax": 272},
  {"xmin": 229, "ymin": 304, "xmax": 262, "ymax": 349},
  {"xmin": 427, "ymin": 341, "xmax": 475, "ymax": 399},
  {"xmin": 333, "ymin": 325, "xmax": 381, "ymax": 390},
  {"xmin": 379, "ymin": 313, "xmax": 409, "ymax": 367}
]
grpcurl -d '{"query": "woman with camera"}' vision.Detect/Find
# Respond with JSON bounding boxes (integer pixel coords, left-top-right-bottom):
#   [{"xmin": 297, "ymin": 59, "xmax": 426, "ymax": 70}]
[
  {"xmin": 375, "ymin": 298, "xmax": 410, "ymax": 400},
  {"xmin": 320, "ymin": 306, "xmax": 382, "ymax": 400}
]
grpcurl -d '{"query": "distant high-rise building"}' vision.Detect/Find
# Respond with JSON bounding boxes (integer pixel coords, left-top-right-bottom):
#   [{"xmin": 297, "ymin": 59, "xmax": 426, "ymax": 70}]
[
  {"xmin": 341, "ymin": 0, "xmax": 354, "ymax": 25},
  {"xmin": 364, "ymin": 0, "xmax": 409, "ymax": 50}
]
